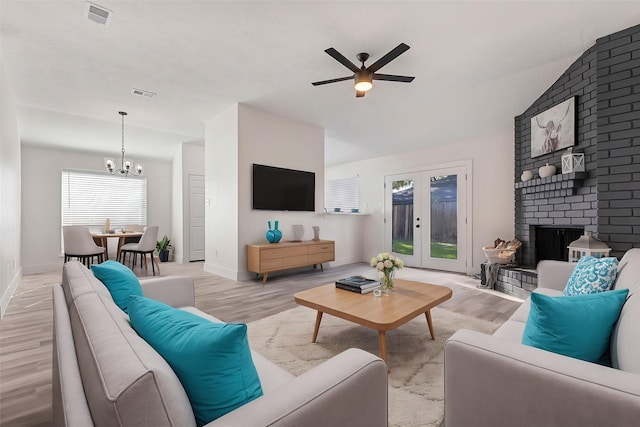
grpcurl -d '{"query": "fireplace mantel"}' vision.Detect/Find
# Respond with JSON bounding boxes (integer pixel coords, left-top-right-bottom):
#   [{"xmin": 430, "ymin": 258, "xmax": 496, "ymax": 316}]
[{"xmin": 514, "ymin": 172, "xmax": 587, "ymax": 197}]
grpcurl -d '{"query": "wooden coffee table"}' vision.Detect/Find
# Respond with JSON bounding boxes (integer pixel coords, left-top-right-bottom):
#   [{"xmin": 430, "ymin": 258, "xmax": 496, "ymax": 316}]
[{"xmin": 294, "ymin": 279, "xmax": 453, "ymax": 365}]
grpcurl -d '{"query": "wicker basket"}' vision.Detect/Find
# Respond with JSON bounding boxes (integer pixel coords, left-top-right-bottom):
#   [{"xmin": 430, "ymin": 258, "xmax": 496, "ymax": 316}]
[{"xmin": 482, "ymin": 246, "xmax": 516, "ymax": 264}]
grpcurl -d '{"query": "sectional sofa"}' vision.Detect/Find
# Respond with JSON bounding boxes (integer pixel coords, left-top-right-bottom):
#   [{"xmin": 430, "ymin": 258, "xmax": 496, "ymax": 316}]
[
  {"xmin": 52, "ymin": 261, "xmax": 388, "ymax": 426},
  {"xmin": 444, "ymin": 249, "xmax": 640, "ymax": 426}
]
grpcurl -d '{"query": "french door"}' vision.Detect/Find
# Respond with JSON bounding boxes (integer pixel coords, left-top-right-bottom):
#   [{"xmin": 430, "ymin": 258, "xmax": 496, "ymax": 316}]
[{"xmin": 384, "ymin": 163, "xmax": 470, "ymax": 273}]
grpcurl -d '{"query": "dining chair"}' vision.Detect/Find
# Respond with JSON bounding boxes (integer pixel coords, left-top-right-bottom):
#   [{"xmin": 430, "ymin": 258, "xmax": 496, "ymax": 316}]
[
  {"xmin": 120, "ymin": 224, "xmax": 145, "ymax": 255},
  {"xmin": 119, "ymin": 225, "xmax": 159, "ymax": 276},
  {"xmin": 63, "ymin": 226, "xmax": 106, "ymax": 268}
]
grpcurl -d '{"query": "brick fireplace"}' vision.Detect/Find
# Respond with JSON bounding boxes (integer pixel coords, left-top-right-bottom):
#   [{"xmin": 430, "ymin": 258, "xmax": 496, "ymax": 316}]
[{"xmin": 489, "ymin": 24, "xmax": 640, "ymax": 299}]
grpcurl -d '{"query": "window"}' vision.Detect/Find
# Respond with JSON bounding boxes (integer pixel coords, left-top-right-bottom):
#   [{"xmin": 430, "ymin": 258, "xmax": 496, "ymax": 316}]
[
  {"xmin": 61, "ymin": 170, "xmax": 147, "ymax": 231},
  {"xmin": 324, "ymin": 176, "xmax": 358, "ymax": 211}
]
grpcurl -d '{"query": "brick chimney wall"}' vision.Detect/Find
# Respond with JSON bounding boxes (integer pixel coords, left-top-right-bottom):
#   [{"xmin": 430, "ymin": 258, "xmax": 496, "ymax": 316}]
[{"xmin": 514, "ymin": 24, "xmax": 640, "ymax": 267}]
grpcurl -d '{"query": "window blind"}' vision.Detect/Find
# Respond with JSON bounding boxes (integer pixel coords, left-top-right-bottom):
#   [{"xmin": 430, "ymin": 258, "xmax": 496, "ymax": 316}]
[
  {"xmin": 324, "ymin": 176, "xmax": 359, "ymax": 211},
  {"xmin": 61, "ymin": 170, "xmax": 147, "ymax": 230}
]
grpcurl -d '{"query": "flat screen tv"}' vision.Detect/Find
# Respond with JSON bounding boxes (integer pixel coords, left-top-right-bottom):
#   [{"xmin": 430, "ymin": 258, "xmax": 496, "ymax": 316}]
[{"xmin": 252, "ymin": 164, "xmax": 315, "ymax": 211}]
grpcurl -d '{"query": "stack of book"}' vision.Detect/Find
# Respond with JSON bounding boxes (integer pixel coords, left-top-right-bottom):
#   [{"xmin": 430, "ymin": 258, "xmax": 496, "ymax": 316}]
[{"xmin": 335, "ymin": 276, "xmax": 381, "ymax": 294}]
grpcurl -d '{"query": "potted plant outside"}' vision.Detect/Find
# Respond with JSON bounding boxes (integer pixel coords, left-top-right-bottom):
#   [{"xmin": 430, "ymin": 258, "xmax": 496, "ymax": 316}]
[{"xmin": 156, "ymin": 235, "xmax": 173, "ymax": 263}]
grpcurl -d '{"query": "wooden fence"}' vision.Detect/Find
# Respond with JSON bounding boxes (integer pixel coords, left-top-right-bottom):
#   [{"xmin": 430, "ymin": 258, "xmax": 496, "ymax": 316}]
[{"xmin": 392, "ymin": 201, "xmax": 457, "ymax": 244}]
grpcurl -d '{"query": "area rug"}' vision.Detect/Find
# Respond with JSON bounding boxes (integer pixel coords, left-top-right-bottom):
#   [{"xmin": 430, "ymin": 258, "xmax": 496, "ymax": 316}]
[{"xmin": 247, "ymin": 306, "xmax": 500, "ymax": 427}]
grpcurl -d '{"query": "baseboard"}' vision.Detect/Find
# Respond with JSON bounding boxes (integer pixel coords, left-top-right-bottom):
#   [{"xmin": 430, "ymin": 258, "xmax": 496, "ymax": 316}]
[
  {"xmin": 332, "ymin": 255, "xmax": 365, "ymax": 266},
  {"xmin": 203, "ymin": 263, "xmax": 241, "ymax": 280},
  {"xmin": 22, "ymin": 263, "xmax": 63, "ymax": 275},
  {"xmin": 0, "ymin": 267, "xmax": 22, "ymax": 319}
]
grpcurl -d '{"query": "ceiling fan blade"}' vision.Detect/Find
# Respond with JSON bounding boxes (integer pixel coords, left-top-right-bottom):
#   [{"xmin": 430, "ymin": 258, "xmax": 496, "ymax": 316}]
[
  {"xmin": 325, "ymin": 48, "xmax": 361, "ymax": 73},
  {"xmin": 311, "ymin": 76, "xmax": 354, "ymax": 86},
  {"xmin": 366, "ymin": 43, "xmax": 410, "ymax": 73},
  {"xmin": 372, "ymin": 73, "xmax": 415, "ymax": 83},
  {"xmin": 356, "ymin": 90, "xmax": 366, "ymax": 98}
]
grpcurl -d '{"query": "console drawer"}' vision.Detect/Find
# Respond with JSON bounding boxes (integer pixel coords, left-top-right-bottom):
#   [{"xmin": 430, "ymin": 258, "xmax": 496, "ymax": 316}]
[
  {"xmin": 282, "ymin": 255, "xmax": 309, "ymax": 268},
  {"xmin": 308, "ymin": 243, "xmax": 334, "ymax": 255},
  {"xmin": 261, "ymin": 248, "xmax": 283, "ymax": 260},
  {"xmin": 260, "ymin": 258, "xmax": 283, "ymax": 271},
  {"xmin": 283, "ymin": 246, "xmax": 308, "ymax": 257}
]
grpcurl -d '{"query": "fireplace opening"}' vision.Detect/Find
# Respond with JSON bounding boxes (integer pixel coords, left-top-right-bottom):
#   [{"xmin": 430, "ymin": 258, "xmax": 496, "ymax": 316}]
[{"xmin": 535, "ymin": 227, "xmax": 584, "ymax": 264}]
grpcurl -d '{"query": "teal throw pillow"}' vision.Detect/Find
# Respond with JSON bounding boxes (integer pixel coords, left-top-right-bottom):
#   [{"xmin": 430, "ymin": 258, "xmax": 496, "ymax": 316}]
[
  {"xmin": 91, "ymin": 260, "xmax": 142, "ymax": 312},
  {"xmin": 563, "ymin": 256, "xmax": 619, "ymax": 296},
  {"xmin": 522, "ymin": 289, "xmax": 629, "ymax": 362},
  {"xmin": 127, "ymin": 296, "xmax": 263, "ymax": 426}
]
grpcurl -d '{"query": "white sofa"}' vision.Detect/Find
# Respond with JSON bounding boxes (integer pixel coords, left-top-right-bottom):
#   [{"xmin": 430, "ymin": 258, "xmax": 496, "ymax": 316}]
[
  {"xmin": 444, "ymin": 249, "xmax": 640, "ymax": 427},
  {"xmin": 52, "ymin": 261, "xmax": 388, "ymax": 426}
]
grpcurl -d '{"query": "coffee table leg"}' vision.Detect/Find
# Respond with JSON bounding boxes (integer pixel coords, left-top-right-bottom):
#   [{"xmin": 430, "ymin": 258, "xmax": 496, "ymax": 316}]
[
  {"xmin": 425, "ymin": 310, "xmax": 435, "ymax": 340},
  {"xmin": 377, "ymin": 330, "xmax": 387, "ymax": 363},
  {"xmin": 312, "ymin": 311, "xmax": 323, "ymax": 343}
]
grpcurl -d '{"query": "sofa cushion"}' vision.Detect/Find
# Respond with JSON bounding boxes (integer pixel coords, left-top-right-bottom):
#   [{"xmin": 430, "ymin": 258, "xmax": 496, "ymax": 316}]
[
  {"xmin": 522, "ymin": 289, "xmax": 629, "ymax": 362},
  {"xmin": 563, "ymin": 256, "xmax": 618, "ymax": 296},
  {"xmin": 91, "ymin": 260, "xmax": 143, "ymax": 312},
  {"xmin": 128, "ymin": 296, "xmax": 263, "ymax": 426},
  {"xmin": 70, "ymin": 292, "xmax": 196, "ymax": 426},
  {"xmin": 179, "ymin": 306, "xmax": 295, "ymax": 393}
]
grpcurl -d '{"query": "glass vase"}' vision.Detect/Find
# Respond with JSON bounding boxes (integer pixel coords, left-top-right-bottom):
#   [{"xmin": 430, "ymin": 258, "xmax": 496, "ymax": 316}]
[{"xmin": 380, "ymin": 269, "xmax": 395, "ymax": 294}]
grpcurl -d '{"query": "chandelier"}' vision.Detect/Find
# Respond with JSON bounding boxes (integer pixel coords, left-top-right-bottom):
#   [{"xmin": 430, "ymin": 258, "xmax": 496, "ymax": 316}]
[{"xmin": 105, "ymin": 111, "xmax": 143, "ymax": 176}]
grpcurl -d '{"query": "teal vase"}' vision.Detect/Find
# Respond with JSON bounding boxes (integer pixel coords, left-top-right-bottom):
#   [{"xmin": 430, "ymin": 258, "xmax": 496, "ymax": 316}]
[{"xmin": 266, "ymin": 220, "xmax": 282, "ymax": 243}]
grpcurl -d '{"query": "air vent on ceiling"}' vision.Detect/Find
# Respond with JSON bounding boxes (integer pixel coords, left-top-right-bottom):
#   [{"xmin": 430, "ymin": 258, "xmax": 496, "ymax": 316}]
[
  {"xmin": 132, "ymin": 88, "xmax": 157, "ymax": 99},
  {"xmin": 85, "ymin": 2, "xmax": 111, "ymax": 26}
]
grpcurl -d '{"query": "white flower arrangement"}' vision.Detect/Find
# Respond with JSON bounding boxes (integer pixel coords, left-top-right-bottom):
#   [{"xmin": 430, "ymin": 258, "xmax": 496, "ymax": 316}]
[{"xmin": 370, "ymin": 252, "xmax": 404, "ymax": 290}]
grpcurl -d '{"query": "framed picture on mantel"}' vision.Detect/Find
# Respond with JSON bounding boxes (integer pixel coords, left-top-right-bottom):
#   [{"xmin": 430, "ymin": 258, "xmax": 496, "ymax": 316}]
[{"xmin": 530, "ymin": 97, "xmax": 575, "ymax": 158}]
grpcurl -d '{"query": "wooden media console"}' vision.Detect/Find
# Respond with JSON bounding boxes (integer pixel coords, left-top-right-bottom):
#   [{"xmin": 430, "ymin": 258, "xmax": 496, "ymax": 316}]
[{"xmin": 246, "ymin": 240, "xmax": 335, "ymax": 284}]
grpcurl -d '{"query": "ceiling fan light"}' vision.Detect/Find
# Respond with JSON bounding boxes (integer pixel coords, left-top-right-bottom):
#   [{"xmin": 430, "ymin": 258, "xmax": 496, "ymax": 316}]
[{"xmin": 354, "ymin": 80, "xmax": 372, "ymax": 92}]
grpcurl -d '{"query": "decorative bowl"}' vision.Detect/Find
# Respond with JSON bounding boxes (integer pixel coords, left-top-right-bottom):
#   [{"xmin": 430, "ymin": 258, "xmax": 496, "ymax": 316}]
[
  {"xmin": 539, "ymin": 163, "xmax": 556, "ymax": 178},
  {"xmin": 521, "ymin": 170, "xmax": 533, "ymax": 181}
]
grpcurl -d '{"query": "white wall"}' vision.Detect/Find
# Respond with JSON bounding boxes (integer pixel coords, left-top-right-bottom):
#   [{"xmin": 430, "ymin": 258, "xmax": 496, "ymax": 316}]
[
  {"xmin": 205, "ymin": 103, "xmax": 365, "ymax": 280},
  {"xmin": 21, "ymin": 145, "xmax": 173, "ymax": 273},
  {"xmin": 326, "ymin": 131, "xmax": 515, "ymax": 274},
  {"xmin": 171, "ymin": 144, "xmax": 183, "ymax": 262},
  {"xmin": 172, "ymin": 142, "xmax": 204, "ymax": 264},
  {"xmin": 0, "ymin": 53, "xmax": 22, "ymax": 317},
  {"xmin": 204, "ymin": 105, "xmax": 240, "ymax": 278}
]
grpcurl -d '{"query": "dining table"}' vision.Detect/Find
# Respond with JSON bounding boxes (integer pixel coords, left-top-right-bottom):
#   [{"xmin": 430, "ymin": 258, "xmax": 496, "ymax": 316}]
[{"xmin": 91, "ymin": 231, "xmax": 144, "ymax": 261}]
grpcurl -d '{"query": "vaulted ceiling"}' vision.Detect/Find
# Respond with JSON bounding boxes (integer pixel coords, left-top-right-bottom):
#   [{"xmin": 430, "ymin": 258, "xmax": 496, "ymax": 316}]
[{"xmin": 1, "ymin": 1, "xmax": 638, "ymax": 165}]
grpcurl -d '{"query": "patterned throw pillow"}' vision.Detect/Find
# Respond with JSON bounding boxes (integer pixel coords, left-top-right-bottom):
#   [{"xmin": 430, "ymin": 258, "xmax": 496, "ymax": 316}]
[{"xmin": 563, "ymin": 256, "xmax": 619, "ymax": 296}]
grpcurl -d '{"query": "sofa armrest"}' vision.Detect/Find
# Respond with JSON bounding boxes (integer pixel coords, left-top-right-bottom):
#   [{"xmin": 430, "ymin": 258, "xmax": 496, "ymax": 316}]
[
  {"xmin": 52, "ymin": 285, "xmax": 94, "ymax": 427},
  {"xmin": 445, "ymin": 329, "xmax": 640, "ymax": 427},
  {"xmin": 536, "ymin": 259, "xmax": 575, "ymax": 292},
  {"xmin": 139, "ymin": 275, "xmax": 195, "ymax": 307},
  {"xmin": 206, "ymin": 348, "xmax": 388, "ymax": 427}
]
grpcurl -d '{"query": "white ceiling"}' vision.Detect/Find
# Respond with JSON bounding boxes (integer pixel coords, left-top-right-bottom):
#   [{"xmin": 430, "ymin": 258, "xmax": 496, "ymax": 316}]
[{"xmin": 1, "ymin": 1, "xmax": 639, "ymax": 166}]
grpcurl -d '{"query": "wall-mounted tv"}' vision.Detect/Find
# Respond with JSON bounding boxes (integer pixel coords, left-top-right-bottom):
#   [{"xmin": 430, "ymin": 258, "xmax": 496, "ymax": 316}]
[{"xmin": 252, "ymin": 164, "xmax": 315, "ymax": 211}]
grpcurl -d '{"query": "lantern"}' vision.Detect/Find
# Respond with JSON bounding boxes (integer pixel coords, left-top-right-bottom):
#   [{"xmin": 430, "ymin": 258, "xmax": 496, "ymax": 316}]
[
  {"xmin": 561, "ymin": 148, "xmax": 585, "ymax": 174},
  {"xmin": 567, "ymin": 231, "xmax": 611, "ymax": 262}
]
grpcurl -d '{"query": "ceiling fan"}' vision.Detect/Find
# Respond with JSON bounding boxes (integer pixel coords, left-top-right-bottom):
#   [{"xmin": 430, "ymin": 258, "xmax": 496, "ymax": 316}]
[{"xmin": 311, "ymin": 43, "xmax": 415, "ymax": 98}]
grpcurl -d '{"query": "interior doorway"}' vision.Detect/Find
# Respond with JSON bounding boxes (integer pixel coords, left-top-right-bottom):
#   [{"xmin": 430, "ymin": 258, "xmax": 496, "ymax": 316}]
[{"xmin": 188, "ymin": 174, "xmax": 205, "ymax": 261}]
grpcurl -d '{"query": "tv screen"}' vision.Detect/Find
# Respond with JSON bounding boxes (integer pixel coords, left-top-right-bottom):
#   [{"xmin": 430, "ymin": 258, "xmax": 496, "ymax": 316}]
[{"xmin": 252, "ymin": 164, "xmax": 315, "ymax": 211}]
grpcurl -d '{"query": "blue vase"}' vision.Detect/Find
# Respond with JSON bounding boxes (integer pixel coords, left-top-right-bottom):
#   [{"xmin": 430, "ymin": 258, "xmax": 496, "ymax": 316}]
[{"xmin": 266, "ymin": 220, "xmax": 282, "ymax": 243}]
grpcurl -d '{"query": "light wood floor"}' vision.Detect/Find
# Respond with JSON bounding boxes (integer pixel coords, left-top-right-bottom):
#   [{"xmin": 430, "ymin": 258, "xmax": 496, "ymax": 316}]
[{"xmin": 0, "ymin": 261, "xmax": 521, "ymax": 426}]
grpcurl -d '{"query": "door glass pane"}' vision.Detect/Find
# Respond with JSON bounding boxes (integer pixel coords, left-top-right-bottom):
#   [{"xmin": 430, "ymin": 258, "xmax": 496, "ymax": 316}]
[
  {"xmin": 392, "ymin": 180, "xmax": 414, "ymax": 255},
  {"xmin": 430, "ymin": 175, "xmax": 457, "ymax": 259}
]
